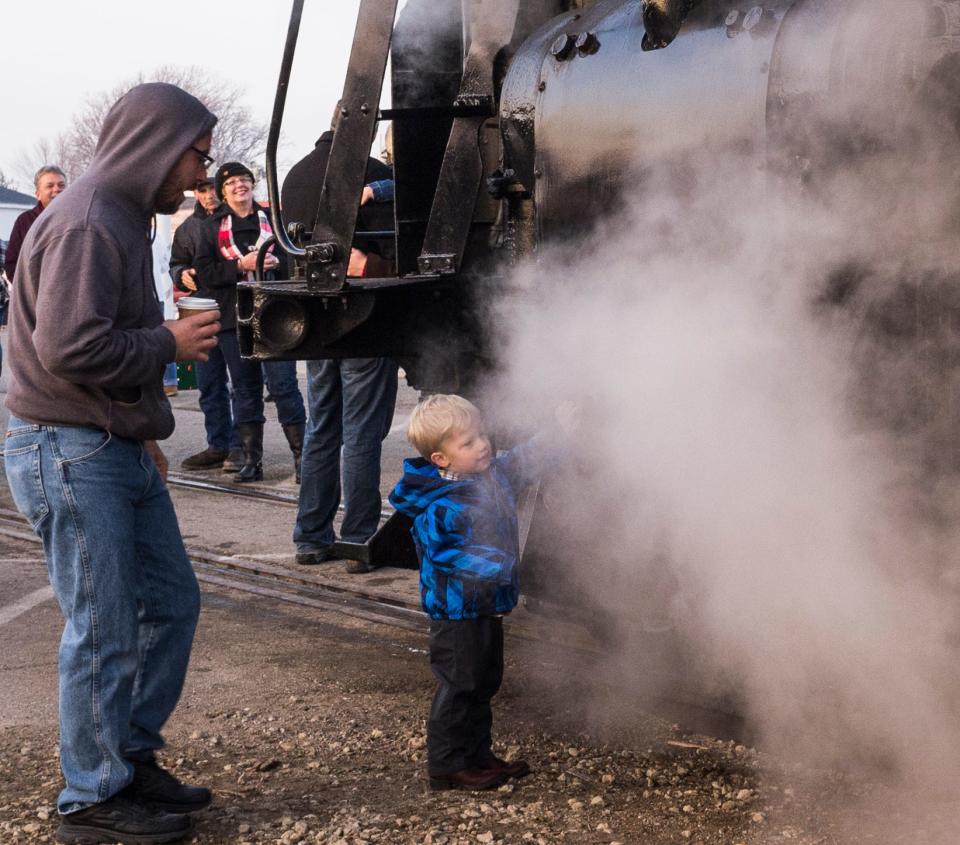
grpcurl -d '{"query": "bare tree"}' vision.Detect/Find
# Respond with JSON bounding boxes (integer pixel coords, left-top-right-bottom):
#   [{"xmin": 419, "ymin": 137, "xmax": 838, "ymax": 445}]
[
  {"xmin": 14, "ymin": 136, "xmax": 73, "ymax": 187},
  {"xmin": 0, "ymin": 168, "xmax": 16, "ymax": 191},
  {"xmin": 18, "ymin": 66, "xmax": 269, "ymax": 183}
]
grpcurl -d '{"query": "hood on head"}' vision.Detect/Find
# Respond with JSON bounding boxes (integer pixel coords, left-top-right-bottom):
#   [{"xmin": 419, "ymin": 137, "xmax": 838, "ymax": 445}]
[
  {"xmin": 87, "ymin": 82, "xmax": 217, "ymax": 215},
  {"xmin": 389, "ymin": 458, "xmax": 465, "ymax": 518}
]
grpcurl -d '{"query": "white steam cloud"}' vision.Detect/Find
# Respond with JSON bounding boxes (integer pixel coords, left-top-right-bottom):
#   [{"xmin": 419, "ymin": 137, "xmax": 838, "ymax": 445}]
[{"xmin": 487, "ymin": 0, "xmax": 960, "ymax": 820}]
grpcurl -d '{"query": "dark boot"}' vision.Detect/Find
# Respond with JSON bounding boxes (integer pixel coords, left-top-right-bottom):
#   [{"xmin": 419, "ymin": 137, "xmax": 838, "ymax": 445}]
[
  {"xmin": 428, "ymin": 767, "xmax": 507, "ymax": 792},
  {"xmin": 282, "ymin": 423, "xmax": 305, "ymax": 484},
  {"xmin": 235, "ymin": 423, "xmax": 263, "ymax": 483},
  {"xmin": 475, "ymin": 754, "xmax": 531, "ymax": 780}
]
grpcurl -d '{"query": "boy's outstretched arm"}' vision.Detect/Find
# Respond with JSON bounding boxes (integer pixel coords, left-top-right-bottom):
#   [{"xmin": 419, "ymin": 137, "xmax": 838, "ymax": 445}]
[{"xmin": 497, "ymin": 402, "xmax": 579, "ymax": 492}]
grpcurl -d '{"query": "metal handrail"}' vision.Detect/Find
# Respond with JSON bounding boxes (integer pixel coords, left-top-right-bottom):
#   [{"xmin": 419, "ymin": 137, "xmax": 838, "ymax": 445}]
[{"xmin": 264, "ymin": 0, "xmax": 307, "ymax": 261}]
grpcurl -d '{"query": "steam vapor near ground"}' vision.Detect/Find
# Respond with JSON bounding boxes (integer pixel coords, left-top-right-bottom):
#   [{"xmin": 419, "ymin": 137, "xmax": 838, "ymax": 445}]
[{"xmin": 486, "ymin": 0, "xmax": 960, "ymax": 828}]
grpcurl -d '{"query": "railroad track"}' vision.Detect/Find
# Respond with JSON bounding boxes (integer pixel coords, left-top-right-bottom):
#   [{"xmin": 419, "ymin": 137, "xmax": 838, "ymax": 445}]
[
  {"xmin": 0, "ymin": 507, "xmax": 423, "ymax": 633},
  {"xmin": 0, "ymin": 507, "xmax": 746, "ymax": 738},
  {"xmin": 166, "ymin": 472, "xmax": 393, "ymax": 519}
]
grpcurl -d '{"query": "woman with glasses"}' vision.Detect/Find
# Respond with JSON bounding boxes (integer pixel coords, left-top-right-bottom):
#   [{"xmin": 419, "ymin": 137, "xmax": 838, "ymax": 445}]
[{"xmin": 193, "ymin": 161, "xmax": 306, "ymax": 482}]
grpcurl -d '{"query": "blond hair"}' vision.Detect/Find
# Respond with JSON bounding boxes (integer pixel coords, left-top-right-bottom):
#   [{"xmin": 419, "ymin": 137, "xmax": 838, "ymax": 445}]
[{"xmin": 407, "ymin": 394, "xmax": 482, "ymax": 460}]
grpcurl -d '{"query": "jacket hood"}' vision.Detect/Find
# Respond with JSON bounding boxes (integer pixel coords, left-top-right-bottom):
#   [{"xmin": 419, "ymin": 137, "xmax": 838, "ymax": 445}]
[
  {"xmin": 83, "ymin": 82, "xmax": 217, "ymax": 216},
  {"xmin": 389, "ymin": 458, "xmax": 467, "ymax": 518}
]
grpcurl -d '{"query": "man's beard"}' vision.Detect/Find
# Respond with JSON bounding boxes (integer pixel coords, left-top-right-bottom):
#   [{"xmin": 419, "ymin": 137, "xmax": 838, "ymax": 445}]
[{"xmin": 155, "ymin": 191, "xmax": 184, "ymax": 215}]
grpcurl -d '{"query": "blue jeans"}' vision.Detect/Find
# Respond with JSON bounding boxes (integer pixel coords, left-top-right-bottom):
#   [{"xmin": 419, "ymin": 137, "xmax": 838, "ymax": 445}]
[
  {"xmin": 262, "ymin": 360, "xmax": 307, "ymax": 427},
  {"xmin": 196, "ymin": 337, "xmax": 240, "ymax": 450},
  {"xmin": 3, "ymin": 417, "xmax": 200, "ymax": 814},
  {"xmin": 294, "ymin": 358, "xmax": 397, "ymax": 550},
  {"xmin": 163, "ymin": 361, "xmax": 178, "ymax": 389},
  {"xmin": 216, "ymin": 330, "xmax": 305, "ymax": 427}
]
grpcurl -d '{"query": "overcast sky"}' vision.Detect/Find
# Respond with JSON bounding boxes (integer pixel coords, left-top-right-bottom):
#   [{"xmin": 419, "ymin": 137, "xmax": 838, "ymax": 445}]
[{"xmin": 3, "ymin": 0, "xmax": 391, "ymax": 191}]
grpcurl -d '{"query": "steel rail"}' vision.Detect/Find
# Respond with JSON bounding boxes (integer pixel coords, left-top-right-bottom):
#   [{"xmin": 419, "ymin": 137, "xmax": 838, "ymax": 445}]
[
  {"xmin": 0, "ymin": 508, "xmax": 414, "ymax": 607},
  {"xmin": 192, "ymin": 566, "xmax": 425, "ymax": 633},
  {"xmin": 166, "ymin": 473, "xmax": 393, "ymax": 518},
  {"xmin": 0, "ymin": 513, "xmax": 424, "ymax": 631},
  {"xmin": 0, "ymin": 511, "xmax": 745, "ymax": 738}
]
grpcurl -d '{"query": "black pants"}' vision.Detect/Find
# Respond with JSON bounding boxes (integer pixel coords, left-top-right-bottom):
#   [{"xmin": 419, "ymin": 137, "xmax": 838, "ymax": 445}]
[{"xmin": 427, "ymin": 616, "xmax": 504, "ymax": 776}]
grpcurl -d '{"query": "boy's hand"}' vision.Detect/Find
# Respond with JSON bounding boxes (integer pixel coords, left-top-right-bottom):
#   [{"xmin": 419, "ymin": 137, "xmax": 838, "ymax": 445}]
[{"xmin": 554, "ymin": 400, "xmax": 580, "ymax": 436}]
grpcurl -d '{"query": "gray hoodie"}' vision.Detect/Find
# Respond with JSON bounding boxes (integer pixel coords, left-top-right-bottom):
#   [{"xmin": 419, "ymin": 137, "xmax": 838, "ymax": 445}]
[{"xmin": 5, "ymin": 83, "xmax": 217, "ymax": 441}]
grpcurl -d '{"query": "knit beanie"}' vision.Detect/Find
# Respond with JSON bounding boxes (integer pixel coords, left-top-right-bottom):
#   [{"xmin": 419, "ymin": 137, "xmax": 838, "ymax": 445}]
[{"xmin": 215, "ymin": 162, "xmax": 255, "ymax": 199}]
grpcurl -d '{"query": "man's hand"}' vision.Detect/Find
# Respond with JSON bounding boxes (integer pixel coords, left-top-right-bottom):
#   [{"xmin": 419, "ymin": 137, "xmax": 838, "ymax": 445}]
[
  {"xmin": 144, "ymin": 440, "xmax": 169, "ymax": 482},
  {"xmin": 360, "ymin": 185, "xmax": 375, "ymax": 206},
  {"xmin": 164, "ymin": 309, "xmax": 220, "ymax": 362},
  {"xmin": 180, "ymin": 268, "xmax": 198, "ymax": 291}
]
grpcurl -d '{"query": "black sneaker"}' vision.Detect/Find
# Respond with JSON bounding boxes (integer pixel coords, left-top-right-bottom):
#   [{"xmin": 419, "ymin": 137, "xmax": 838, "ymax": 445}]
[
  {"xmin": 127, "ymin": 759, "xmax": 212, "ymax": 814},
  {"xmin": 56, "ymin": 793, "xmax": 190, "ymax": 844},
  {"xmin": 295, "ymin": 549, "xmax": 339, "ymax": 565}
]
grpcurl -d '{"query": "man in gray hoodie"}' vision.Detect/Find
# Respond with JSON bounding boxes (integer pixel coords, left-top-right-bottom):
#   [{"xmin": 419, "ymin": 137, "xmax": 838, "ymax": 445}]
[{"xmin": 3, "ymin": 83, "xmax": 222, "ymax": 844}]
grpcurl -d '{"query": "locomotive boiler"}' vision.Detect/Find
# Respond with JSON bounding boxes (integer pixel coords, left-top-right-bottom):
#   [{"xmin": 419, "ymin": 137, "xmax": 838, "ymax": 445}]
[
  {"xmin": 242, "ymin": 0, "xmax": 960, "ymax": 388},
  {"xmin": 241, "ymin": 0, "xmax": 960, "ymax": 705}
]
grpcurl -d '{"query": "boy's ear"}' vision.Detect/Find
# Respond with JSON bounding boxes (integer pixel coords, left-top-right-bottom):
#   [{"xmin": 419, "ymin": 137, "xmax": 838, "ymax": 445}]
[{"xmin": 430, "ymin": 450, "xmax": 450, "ymax": 468}]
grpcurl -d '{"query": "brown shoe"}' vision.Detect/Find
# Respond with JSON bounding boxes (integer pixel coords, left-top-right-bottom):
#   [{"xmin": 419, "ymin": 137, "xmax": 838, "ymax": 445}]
[
  {"xmin": 481, "ymin": 755, "xmax": 531, "ymax": 780},
  {"xmin": 181, "ymin": 447, "xmax": 228, "ymax": 470},
  {"xmin": 428, "ymin": 767, "xmax": 507, "ymax": 792}
]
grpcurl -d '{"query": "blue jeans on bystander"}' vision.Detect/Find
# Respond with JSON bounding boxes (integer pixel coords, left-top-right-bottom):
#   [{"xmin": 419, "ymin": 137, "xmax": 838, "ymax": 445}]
[
  {"xmin": 294, "ymin": 358, "xmax": 397, "ymax": 551},
  {"xmin": 213, "ymin": 330, "xmax": 305, "ymax": 427},
  {"xmin": 262, "ymin": 360, "xmax": 307, "ymax": 427},
  {"xmin": 3, "ymin": 417, "xmax": 200, "ymax": 814},
  {"xmin": 196, "ymin": 336, "xmax": 240, "ymax": 450}
]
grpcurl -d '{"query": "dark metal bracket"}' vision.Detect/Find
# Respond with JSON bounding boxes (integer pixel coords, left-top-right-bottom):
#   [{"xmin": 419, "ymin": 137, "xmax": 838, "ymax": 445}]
[
  {"xmin": 307, "ymin": 0, "xmax": 399, "ymax": 292},
  {"xmin": 333, "ymin": 511, "xmax": 418, "ymax": 569},
  {"xmin": 417, "ymin": 0, "xmax": 522, "ymax": 276}
]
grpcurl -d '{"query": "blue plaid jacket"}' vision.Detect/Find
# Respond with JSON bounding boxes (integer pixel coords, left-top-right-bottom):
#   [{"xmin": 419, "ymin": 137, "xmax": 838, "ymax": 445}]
[{"xmin": 389, "ymin": 440, "xmax": 540, "ymax": 620}]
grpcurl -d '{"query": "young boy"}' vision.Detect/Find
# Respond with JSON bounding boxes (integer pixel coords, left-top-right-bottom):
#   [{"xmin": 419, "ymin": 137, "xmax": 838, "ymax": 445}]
[{"xmin": 389, "ymin": 394, "xmax": 538, "ymax": 791}]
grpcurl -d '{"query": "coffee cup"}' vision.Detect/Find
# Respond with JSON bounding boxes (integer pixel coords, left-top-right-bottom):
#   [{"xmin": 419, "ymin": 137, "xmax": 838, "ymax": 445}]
[{"xmin": 177, "ymin": 296, "xmax": 219, "ymax": 321}]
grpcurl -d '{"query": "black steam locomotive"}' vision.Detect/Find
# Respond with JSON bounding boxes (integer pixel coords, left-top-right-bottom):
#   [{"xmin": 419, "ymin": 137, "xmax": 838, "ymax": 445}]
[{"xmin": 240, "ymin": 0, "xmax": 960, "ymax": 699}]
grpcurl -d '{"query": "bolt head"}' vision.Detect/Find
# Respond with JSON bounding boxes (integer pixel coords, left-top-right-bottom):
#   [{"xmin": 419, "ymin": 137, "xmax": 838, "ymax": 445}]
[
  {"xmin": 743, "ymin": 6, "xmax": 764, "ymax": 30},
  {"xmin": 550, "ymin": 33, "xmax": 575, "ymax": 61},
  {"xmin": 575, "ymin": 31, "xmax": 599, "ymax": 55}
]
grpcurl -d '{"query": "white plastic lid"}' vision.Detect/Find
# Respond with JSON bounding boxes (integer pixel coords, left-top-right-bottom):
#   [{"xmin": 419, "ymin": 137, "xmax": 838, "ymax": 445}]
[{"xmin": 177, "ymin": 297, "xmax": 219, "ymax": 310}]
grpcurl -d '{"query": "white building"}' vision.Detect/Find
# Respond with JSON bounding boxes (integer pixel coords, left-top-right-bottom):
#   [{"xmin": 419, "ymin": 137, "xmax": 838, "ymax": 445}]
[{"xmin": 0, "ymin": 186, "xmax": 35, "ymax": 241}]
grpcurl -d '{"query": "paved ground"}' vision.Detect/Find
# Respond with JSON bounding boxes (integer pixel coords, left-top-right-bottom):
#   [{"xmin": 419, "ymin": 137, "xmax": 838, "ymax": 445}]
[{"xmin": 2, "ymin": 334, "xmax": 960, "ymax": 844}]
